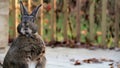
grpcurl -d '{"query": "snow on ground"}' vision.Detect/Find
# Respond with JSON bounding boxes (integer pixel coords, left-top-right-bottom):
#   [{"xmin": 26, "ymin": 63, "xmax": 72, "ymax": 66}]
[
  {"xmin": 46, "ymin": 47, "xmax": 120, "ymax": 68},
  {"xmin": 0, "ymin": 47, "xmax": 120, "ymax": 68}
]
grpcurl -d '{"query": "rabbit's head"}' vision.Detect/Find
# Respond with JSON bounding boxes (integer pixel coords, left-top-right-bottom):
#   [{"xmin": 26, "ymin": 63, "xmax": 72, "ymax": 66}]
[{"xmin": 17, "ymin": 1, "xmax": 41, "ymax": 37}]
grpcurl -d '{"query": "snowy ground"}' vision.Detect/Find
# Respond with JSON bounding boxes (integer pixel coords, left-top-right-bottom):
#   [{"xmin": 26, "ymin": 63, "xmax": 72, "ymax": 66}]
[
  {"xmin": 46, "ymin": 47, "xmax": 120, "ymax": 68},
  {"xmin": 0, "ymin": 46, "xmax": 120, "ymax": 68}
]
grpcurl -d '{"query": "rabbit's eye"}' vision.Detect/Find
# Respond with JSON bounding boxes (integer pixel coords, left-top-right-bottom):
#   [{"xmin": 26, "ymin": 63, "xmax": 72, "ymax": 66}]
[{"xmin": 30, "ymin": 19, "xmax": 34, "ymax": 22}]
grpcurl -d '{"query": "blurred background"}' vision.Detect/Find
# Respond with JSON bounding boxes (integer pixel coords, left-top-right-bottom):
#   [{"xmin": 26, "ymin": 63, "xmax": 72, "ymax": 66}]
[
  {"xmin": 0, "ymin": 0, "xmax": 120, "ymax": 68},
  {"xmin": 9, "ymin": 0, "xmax": 120, "ymax": 49}
]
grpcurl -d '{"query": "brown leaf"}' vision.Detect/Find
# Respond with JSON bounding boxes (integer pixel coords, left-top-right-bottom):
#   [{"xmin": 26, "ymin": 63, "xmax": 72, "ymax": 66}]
[
  {"xmin": 74, "ymin": 60, "xmax": 81, "ymax": 65},
  {"xmin": 83, "ymin": 58, "xmax": 101, "ymax": 64},
  {"xmin": 109, "ymin": 63, "xmax": 113, "ymax": 66},
  {"xmin": 100, "ymin": 58, "xmax": 114, "ymax": 62}
]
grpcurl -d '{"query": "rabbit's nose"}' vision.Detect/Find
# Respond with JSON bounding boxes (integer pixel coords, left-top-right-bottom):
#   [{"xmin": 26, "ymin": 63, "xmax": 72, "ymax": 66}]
[{"xmin": 24, "ymin": 22, "xmax": 27, "ymax": 24}]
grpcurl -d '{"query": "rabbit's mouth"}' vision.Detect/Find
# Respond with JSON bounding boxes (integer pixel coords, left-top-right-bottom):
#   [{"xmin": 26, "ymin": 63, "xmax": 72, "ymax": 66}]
[{"xmin": 21, "ymin": 27, "xmax": 33, "ymax": 37}]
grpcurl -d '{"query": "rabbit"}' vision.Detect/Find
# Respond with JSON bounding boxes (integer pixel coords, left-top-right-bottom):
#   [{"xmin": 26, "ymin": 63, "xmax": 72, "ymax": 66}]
[{"xmin": 3, "ymin": 1, "xmax": 46, "ymax": 68}]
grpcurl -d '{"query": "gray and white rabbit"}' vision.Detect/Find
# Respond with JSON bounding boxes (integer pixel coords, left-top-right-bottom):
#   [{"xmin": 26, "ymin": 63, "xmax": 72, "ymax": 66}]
[{"xmin": 3, "ymin": 1, "xmax": 46, "ymax": 68}]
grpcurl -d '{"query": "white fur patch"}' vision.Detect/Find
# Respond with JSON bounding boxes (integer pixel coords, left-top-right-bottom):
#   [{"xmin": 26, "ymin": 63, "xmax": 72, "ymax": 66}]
[
  {"xmin": 28, "ymin": 61, "xmax": 37, "ymax": 68},
  {"xmin": 21, "ymin": 28, "xmax": 25, "ymax": 34},
  {"xmin": 27, "ymin": 28, "xmax": 32, "ymax": 34},
  {"xmin": 20, "ymin": 27, "xmax": 32, "ymax": 35}
]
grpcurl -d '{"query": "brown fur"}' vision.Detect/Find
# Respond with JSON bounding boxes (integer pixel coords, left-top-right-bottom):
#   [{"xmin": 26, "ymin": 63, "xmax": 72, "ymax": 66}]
[{"xmin": 3, "ymin": 34, "xmax": 46, "ymax": 68}]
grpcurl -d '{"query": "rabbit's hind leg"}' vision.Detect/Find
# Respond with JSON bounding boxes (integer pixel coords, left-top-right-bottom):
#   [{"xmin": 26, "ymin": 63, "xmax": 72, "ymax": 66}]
[{"xmin": 36, "ymin": 56, "xmax": 46, "ymax": 68}]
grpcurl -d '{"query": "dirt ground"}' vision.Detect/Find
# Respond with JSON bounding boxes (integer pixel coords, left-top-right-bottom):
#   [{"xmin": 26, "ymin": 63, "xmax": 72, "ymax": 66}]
[{"xmin": 0, "ymin": 46, "xmax": 120, "ymax": 68}]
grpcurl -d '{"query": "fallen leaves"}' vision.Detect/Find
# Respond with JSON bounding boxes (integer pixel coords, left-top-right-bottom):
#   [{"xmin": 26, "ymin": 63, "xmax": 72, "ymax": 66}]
[
  {"xmin": 46, "ymin": 40, "xmax": 100, "ymax": 49},
  {"xmin": 70, "ymin": 59, "xmax": 82, "ymax": 65},
  {"xmin": 100, "ymin": 58, "xmax": 114, "ymax": 62},
  {"xmin": 83, "ymin": 58, "xmax": 102, "ymax": 63},
  {"xmin": 74, "ymin": 60, "xmax": 81, "ymax": 65},
  {"xmin": 109, "ymin": 63, "xmax": 114, "ymax": 68},
  {"xmin": 70, "ymin": 58, "xmax": 115, "ymax": 66}
]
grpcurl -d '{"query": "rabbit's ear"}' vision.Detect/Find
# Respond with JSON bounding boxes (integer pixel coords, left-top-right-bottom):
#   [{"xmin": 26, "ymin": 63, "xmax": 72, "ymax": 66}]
[
  {"xmin": 30, "ymin": 4, "xmax": 42, "ymax": 17},
  {"xmin": 19, "ymin": 1, "xmax": 28, "ymax": 15}
]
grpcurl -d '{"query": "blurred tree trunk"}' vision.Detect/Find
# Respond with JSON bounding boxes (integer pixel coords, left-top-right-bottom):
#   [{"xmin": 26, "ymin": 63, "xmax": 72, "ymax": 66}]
[
  {"xmin": 76, "ymin": 0, "xmax": 81, "ymax": 42},
  {"xmin": 51, "ymin": 0, "xmax": 56, "ymax": 41},
  {"xmin": 28, "ymin": 0, "xmax": 31, "ymax": 13},
  {"xmin": 12, "ymin": 0, "xmax": 16, "ymax": 38},
  {"xmin": 101, "ymin": 0, "xmax": 107, "ymax": 46},
  {"xmin": 39, "ymin": 0, "xmax": 43, "ymax": 36},
  {"xmin": 0, "ymin": 0, "xmax": 9, "ymax": 52},
  {"xmin": 63, "ymin": 0, "xmax": 68, "ymax": 41},
  {"xmin": 89, "ymin": 0, "xmax": 95, "ymax": 42},
  {"xmin": 114, "ymin": 0, "xmax": 120, "ymax": 47},
  {"xmin": 12, "ymin": 0, "xmax": 18, "ymax": 38}
]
